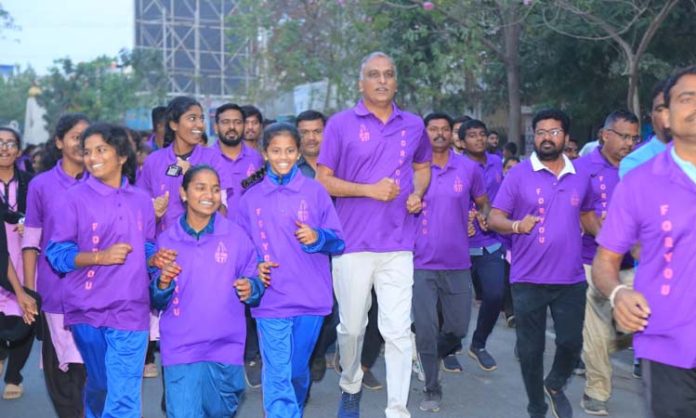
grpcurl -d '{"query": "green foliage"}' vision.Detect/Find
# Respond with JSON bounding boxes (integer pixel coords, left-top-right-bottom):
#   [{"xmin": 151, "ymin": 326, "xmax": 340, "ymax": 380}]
[{"xmin": 0, "ymin": 66, "xmax": 37, "ymax": 126}]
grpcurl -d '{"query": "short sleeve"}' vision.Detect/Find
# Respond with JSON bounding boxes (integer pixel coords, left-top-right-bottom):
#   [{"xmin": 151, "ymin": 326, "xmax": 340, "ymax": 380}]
[
  {"xmin": 492, "ymin": 170, "xmax": 518, "ymax": 215},
  {"xmin": 413, "ymin": 127, "xmax": 432, "ymax": 164},
  {"xmin": 470, "ymin": 166, "xmax": 486, "ymax": 200},
  {"xmin": 596, "ymin": 181, "xmax": 639, "ymax": 254},
  {"xmin": 23, "ymin": 180, "xmax": 43, "ymax": 229},
  {"xmin": 317, "ymin": 118, "xmax": 341, "ymax": 172}
]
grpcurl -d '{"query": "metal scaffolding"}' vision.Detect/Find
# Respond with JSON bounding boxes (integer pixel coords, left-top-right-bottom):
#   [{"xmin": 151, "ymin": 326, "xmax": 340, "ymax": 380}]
[{"xmin": 134, "ymin": 0, "xmax": 252, "ymax": 100}]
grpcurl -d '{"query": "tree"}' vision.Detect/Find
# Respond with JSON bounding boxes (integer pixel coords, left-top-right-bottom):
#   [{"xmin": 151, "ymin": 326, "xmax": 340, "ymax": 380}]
[
  {"xmin": 0, "ymin": 67, "xmax": 38, "ymax": 127},
  {"xmin": 542, "ymin": 0, "xmax": 683, "ymax": 120}
]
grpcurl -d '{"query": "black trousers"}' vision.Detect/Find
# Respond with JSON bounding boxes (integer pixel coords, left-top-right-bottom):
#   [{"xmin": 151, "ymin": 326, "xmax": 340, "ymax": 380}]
[
  {"xmin": 644, "ymin": 359, "xmax": 696, "ymax": 418},
  {"xmin": 0, "ymin": 313, "xmax": 34, "ymax": 385},
  {"xmin": 512, "ymin": 282, "xmax": 587, "ymax": 417},
  {"xmin": 244, "ymin": 305, "xmax": 260, "ymax": 362},
  {"xmin": 39, "ymin": 315, "xmax": 86, "ymax": 418}
]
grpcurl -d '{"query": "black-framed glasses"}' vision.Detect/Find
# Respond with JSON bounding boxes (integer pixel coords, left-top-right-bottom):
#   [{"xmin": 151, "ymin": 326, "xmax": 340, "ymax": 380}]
[
  {"xmin": 605, "ymin": 128, "xmax": 640, "ymax": 143},
  {"xmin": 534, "ymin": 128, "xmax": 564, "ymax": 138}
]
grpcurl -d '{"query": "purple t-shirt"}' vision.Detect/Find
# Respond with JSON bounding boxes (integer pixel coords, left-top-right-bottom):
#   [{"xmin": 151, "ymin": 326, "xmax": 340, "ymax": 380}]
[
  {"xmin": 493, "ymin": 158, "xmax": 593, "ymax": 284},
  {"xmin": 237, "ymin": 172, "xmax": 343, "ymax": 318},
  {"xmin": 157, "ymin": 215, "xmax": 257, "ymax": 367},
  {"xmin": 50, "ymin": 177, "xmax": 156, "ymax": 331},
  {"xmin": 213, "ymin": 142, "xmax": 264, "ymax": 217},
  {"xmin": 415, "ymin": 152, "xmax": 485, "ymax": 270},
  {"xmin": 317, "ymin": 100, "xmax": 431, "ymax": 253},
  {"xmin": 574, "ymin": 148, "xmax": 622, "ymax": 265},
  {"xmin": 136, "ymin": 145, "xmax": 230, "ymax": 235},
  {"xmin": 466, "ymin": 153, "xmax": 504, "ymax": 249},
  {"xmin": 597, "ymin": 148, "xmax": 696, "ymax": 368},
  {"xmin": 22, "ymin": 162, "xmax": 87, "ymax": 313}
]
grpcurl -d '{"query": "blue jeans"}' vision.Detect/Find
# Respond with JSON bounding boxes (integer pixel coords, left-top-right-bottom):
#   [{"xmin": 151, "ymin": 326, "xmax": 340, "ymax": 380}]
[
  {"xmin": 164, "ymin": 362, "xmax": 245, "ymax": 417},
  {"xmin": 71, "ymin": 324, "xmax": 148, "ymax": 418},
  {"xmin": 512, "ymin": 282, "xmax": 586, "ymax": 417},
  {"xmin": 470, "ymin": 248, "xmax": 506, "ymax": 349},
  {"xmin": 257, "ymin": 315, "xmax": 323, "ymax": 418}
]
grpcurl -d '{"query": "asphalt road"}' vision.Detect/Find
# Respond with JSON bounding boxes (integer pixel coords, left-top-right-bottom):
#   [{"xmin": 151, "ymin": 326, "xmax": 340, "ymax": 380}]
[{"xmin": 1, "ymin": 312, "xmax": 645, "ymax": 418}]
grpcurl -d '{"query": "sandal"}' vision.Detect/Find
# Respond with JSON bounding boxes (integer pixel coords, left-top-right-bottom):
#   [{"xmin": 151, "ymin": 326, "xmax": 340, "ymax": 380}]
[{"xmin": 3, "ymin": 383, "xmax": 23, "ymax": 400}]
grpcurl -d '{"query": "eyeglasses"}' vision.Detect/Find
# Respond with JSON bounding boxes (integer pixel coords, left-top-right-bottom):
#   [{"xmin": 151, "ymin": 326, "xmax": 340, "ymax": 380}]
[
  {"xmin": 0, "ymin": 141, "xmax": 18, "ymax": 150},
  {"xmin": 605, "ymin": 128, "xmax": 641, "ymax": 144},
  {"xmin": 534, "ymin": 128, "xmax": 564, "ymax": 138}
]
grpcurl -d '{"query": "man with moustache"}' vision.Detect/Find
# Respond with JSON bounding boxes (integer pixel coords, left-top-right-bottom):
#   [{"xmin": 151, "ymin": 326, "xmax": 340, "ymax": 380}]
[
  {"xmin": 241, "ymin": 105, "xmax": 264, "ymax": 151},
  {"xmin": 413, "ymin": 112, "xmax": 488, "ymax": 412},
  {"xmin": 451, "ymin": 115, "xmax": 471, "ymax": 155},
  {"xmin": 296, "ymin": 110, "xmax": 326, "ymax": 179},
  {"xmin": 317, "ymin": 51, "xmax": 431, "ymax": 418},
  {"xmin": 575, "ymin": 110, "xmax": 639, "ymax": 416},
  {"xmin": 213, "ymin": 103, "xmax": 264, "ymax": 389},
  {"xmin": 619, "ymin": 79, "xmax": 672, "ymax": 178},
  {"xmin": 592, "ymin": 66, "xmax": 696, "ymax": 418},
  {"xmin": 489, "ymin": 109, "xmax": 600, "ymax": 418}
]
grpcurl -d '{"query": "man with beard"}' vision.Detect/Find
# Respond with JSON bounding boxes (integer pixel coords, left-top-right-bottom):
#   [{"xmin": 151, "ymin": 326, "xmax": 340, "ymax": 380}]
[
  {"xmin": 451, "ymin": 115, "xmax": 471, "ymax": 155},
  {"xmin": 575, "ymin": 110, "xmax": 639, "ymax": 416},
  {"xmin": 214, "ymin": 103, "xmax": 264, "ymax": 216},
  {"xmin": 459, "ymin": 119, "xmax": 505, "ymax": 373},
  {"xmin": 241, "ymin": 105, "xmax": 264, "ymax": 151},
  {"xmin": 592, "ymin": 66, "xmax": 696, "ymax": 418},
  {"xmin": 619, "ymin": 79, "xmax": 672, "ymax": 178},
  {"xmin": 489, "ymin": 109, "xmax": 600, "ymax": 418},
  {"xmin": 486, "ymin": 130, "xmax": 502, "ymax": 156}
]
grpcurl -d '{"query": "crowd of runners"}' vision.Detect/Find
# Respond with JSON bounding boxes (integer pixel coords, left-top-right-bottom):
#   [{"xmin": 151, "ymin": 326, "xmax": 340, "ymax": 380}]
[{"xmin": 0, "ymin": 51, "xmax": 694, "ymax": 418}]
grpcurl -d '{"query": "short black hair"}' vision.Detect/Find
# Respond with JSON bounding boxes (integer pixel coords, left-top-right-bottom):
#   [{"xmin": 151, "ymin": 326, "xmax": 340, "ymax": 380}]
[
  {"xmin": 151, "ymin": 106, "xmax": 166, "ymax": 130},
  {"xmin": 650, "ymin": 78, "xmax": 669, "ymax": 106},
  {"xmin": 423, "ymin": 112, "xmax": 453, "ymax": 128},
  {"xmin": 504, "ymin": 142, "xmax": 518, "ymax": 155},
  {"xmin": 215, "ymin": 103, "xmax": 244, "ymax": 123},
  {"xmin": 459, "ymin": 119, "xmax": 487, "ymax": 139},
  {"xmin": 453, "ymin": 115, "xmax": 472, "ymax": 125},
  {"xmin": 488, "ymin": 130, "xmax": 499, "ymax": 137},
  {"xmin": 567, "ymin": 138, "xmax": 578, "ymax": 145},
  {"xmin": 603, "ymin": 109, "xmax": 639, "ymax": 128},
  {"xmin": 532, "ymin": 109, "xmax": 570, "ymax": 132},
  {"xmin": 296, "ymin": 110, "xmax": 326, "ymax": 126},
  {"xmin": 241, "ymin": 105, "xmax": 263, "ymax": 124},
  {"xmin": 663, "ymin": 65, "xmax": 696, "ymax": 107}
]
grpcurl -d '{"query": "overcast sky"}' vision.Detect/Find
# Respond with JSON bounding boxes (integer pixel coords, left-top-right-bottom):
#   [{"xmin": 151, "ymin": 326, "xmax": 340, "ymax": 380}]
[{"xmin": 0, "ymin": 0, "xmax": 134, "ymax": 74}]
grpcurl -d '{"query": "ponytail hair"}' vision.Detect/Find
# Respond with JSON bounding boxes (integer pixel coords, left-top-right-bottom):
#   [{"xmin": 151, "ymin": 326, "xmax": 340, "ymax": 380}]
[
  {"xmin": 241, "ymin": 122, "xmax": 301, "ymax": 190},
  {"xmin": 80, "ymin": 123, "xmax": 138, "ymax": 185}
]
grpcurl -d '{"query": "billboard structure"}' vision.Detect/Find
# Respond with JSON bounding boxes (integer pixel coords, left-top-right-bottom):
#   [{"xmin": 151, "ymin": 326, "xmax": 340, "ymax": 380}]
[{"xmin": 134, "ymin": 0, "xmax": 252, "ymax": 100}]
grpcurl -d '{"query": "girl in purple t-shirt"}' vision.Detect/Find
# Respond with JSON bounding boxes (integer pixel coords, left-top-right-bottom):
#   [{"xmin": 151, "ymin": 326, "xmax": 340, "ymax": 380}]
[
  {"xmin": 46, "ymin": 123, "xmax": 157, "ymax": 418},
  {"xmin": 149, "ymin": 165, "xmax": 264, "ymax": 416},
  {"xmin": 237, "ymin": 123, "xmax": 345, "ymax": 418}
]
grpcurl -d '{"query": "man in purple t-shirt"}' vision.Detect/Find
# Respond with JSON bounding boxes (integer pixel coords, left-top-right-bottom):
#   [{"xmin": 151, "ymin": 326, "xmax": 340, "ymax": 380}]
[
  {"xmin": 592, "ymin": 66, "xmax": 696, "ymax": 418},
  {"xmin": 489, "ymin": 109, "xmax": 599, "ymax": 418},
  {"xmin": 575, "ymin": 109, "xmax": 639, "ymax": 416},
  {"xmin": 317, "ymin": 51, "xmax": 431, "ymax": 418}
]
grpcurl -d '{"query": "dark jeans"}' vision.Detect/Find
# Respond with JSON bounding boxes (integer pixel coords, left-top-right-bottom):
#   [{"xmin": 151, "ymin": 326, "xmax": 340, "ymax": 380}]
[
  {"xmin": 0, "ymin": 313, "xmax": 34, "ymax": 385},
  {"xmin": 39, "ymin": 315, "xmax": 86, "ymax": 418},
  {"xmin": 413, "ymin": 269, "xmax": 472, "ymax": 393},
  {"xmin": 503, "ymin": 259, "xmax": 514, "ymax": 317},
  {"xmin": 512, "ymin": 281, "xmax": 587, "ymax": 417},
  {"xmin": 644, "ymin": 360, "xmax": 696, "ymax": 418},
  {"xmin": 471, "ymin": 248, "xmax": 505, "ymax": 349}
]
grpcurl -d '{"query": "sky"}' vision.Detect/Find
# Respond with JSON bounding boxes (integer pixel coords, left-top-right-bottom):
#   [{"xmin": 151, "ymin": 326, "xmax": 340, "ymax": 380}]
[{"xmin": 0, "ymin": 0, "xmax": 134, "ymax": 74}]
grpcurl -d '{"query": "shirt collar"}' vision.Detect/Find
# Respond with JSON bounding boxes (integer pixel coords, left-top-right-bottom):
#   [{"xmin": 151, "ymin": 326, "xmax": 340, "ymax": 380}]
[
  {"xmin": 179, "ymin": 212, "xmax": 216, "ymax": 240},
  {"xmin": 353, "ymin": 99, "xmax": 403, "ymax": 123},
  {"xmin": 54, "ymin": 159, "xmax": 87, "ymax": 188},
  {"xmin": 215, "ymin": 140, "xmax": 248, "ymax": 162},
  {"xmin": 260, "ymin": 164, "xmax": 304, "ymax": 194},
  {"xmin": 530, "ymin": 152, "xmax": 576, "ymax": 177},
  {"xmin": 167, "ymin": 143, "xmax": 199, "ymax": 161},
  {"xmin": 85, "ymin": 175, "xmax": 130, "ymax": 196}
]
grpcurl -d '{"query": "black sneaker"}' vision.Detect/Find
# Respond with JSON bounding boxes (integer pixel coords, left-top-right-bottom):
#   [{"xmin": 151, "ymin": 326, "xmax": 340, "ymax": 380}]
[
  {"xmin": 581, "ymin": 393, "xmax": 609, "ymax": 416},
  {"xmin": 468, "ymin": 347, "xmax": 497, "ymax": 371},
  {"xmin": 544, "ymin": 385, "xmax": 572, "ymax": 418},
  {"xmin": 419, "ymin": 389, "xmax": 442, "ymax": 412},
  {"xmin": 244, "ymin": 359, "xmax": 262, "ymax": 388},
  {"xmin": 361, "ymin": 369, "xmax": 383, "ymax": 390},
  {"xmin": 441, "ymin": 354, "xmax": 463, "ymax": 372},
  {"xmin": 573, "ymin": 359, "xmax": 586, "ymax": 376}
]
